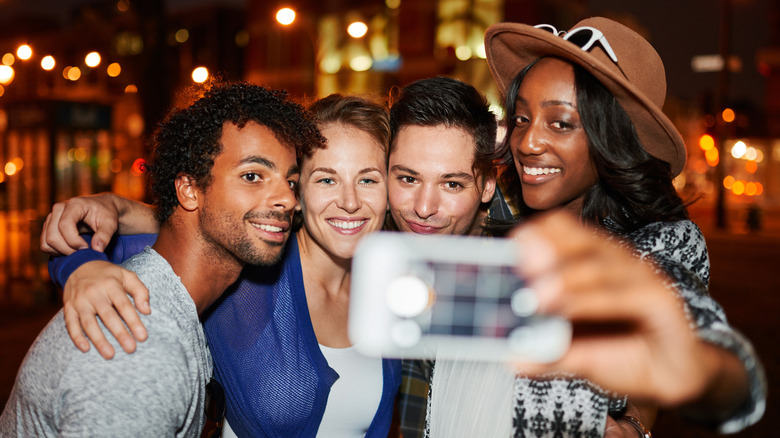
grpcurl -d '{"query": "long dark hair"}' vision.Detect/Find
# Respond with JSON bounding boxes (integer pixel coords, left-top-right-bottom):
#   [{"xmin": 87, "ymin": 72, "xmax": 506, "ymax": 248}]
[{"xmin": 492, "ymin": 57, "xmax": 688, "ymax": 234}]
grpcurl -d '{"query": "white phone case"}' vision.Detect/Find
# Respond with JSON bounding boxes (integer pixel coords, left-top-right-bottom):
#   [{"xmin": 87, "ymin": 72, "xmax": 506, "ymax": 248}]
[{"xmin": 349, "ymin": 232, "xmax": 571, "ymax": 363}]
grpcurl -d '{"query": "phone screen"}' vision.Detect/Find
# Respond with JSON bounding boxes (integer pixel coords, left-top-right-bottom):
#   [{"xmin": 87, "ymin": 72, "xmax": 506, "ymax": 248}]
[{"xmin": 409, "ymin": 260, "xmax": 532, "ymax": 339}]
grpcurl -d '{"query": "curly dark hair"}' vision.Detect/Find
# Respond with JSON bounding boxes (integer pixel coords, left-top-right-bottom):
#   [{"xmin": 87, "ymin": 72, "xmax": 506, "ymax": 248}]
[
  {"xmin": 493, "ymin": 57, "xmax": 688, "ymax": 234},
  {"xmin": 146, "ymin": 82, "xmax": 326, "ymax": 223}
]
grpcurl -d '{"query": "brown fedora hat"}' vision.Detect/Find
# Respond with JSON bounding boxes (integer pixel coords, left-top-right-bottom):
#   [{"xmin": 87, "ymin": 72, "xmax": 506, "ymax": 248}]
[{"xmin": 485, "ymin": 17, "xmax": 686, "ymax": 176}]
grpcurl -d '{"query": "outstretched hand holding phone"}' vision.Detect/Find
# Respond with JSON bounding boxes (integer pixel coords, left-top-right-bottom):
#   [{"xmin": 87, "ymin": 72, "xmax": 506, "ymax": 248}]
[{"xmin": 510, "ymin": 211, "xmax": 750, "ymax": 422}]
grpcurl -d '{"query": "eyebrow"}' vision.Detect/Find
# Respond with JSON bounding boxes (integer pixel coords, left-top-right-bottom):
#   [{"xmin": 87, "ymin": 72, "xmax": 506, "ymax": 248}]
[
  {"xmin": 310, "ymin": 166, "xmax": 384, "ymax": 175},
  {"xmin": 389, "ymin": 164, "xmax": 419, "ymax": 176},
  {"xmin": 391, "ymin": 165, "xmax": 474, "ymax": 181},
  {"xmin": 441, "ymin": 172, "xmax": 474, "ymax": 181},
  {"xmin": 239, "ymin": 155, "xmax": 275, "ymax": 169},
  {"xmin": 240, "ymin": 156, "xmax": 299, "ymax": 177},
  {"xmin": 515, "ymin": 97, "xmax": 575, "ymax": 109}
]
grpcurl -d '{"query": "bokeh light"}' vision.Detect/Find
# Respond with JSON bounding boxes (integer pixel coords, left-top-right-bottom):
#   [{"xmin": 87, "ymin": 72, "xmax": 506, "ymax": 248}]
[
  {"xmin": 107, "ymin": 62, "xmax": 121, "ymax": 77},
  {"xmin": 131, "ymin": 158, "xmax": 146, "ymax": 176},
  {"xmin": 85, "ymin": 52, "xmax": 101, "ymax": 67},
  {"xmin": 276, "ymin": 8, "xmax": 296, "ymax": 25},
  {"xmin": 175, "ymin": 29, "xmax": 189, "ymax": 43},
  {"xmin": 349, "ymin": 55, "xmax": 372, "ymax": 72},
  {"xmin": 2, "ymin": 53, "xmax": 14, "ymax": 65},
  {"xmin": 455, "ymin": 46, "xmax": 472, "ymax": 61},
  {"xmin": 347, "ymin": 21, "xmax": 368, "ymax": 38},
  {"xmin": 731, "ymin": 180, "xmax": 745, "ymax": 195},
  {"xmin": 698, "ymin": 134, "xmax": 714, "ymax": 150},
  {"xmin": 110, "ymin": 158, "xmax": 123, "ymax": 173},
  {"xmin": 0, "ymin": 65, "xmax": 14, "ymax": 84},
  {"xmin": 16, "ymin": 44, "xmax": 32, "ymax": 60},
  {"xmin": 124, "ymin": 84, "xmax": 138, "ymax": 93},
  {"xmin": 67, "ymin": 66, "xmax": 82, "ymax": 81},
  {"xmin": 41, "ymin": 55, "xmax": 55, "ymax": 70},
  {"xmin": 721, "ymin": 108, "xmax": 735, "ymax": 123},
  {"xmin": 731, "ymin": 140, "xmax": 747, "ymax": 159},
  {"xmin": 475, "ymin": 44, "xmax": 487, "ymax": 59},
  {"xmin": 192, "ymin": 66, "xmax": 209, "ymax": 83},
  {"xmin": 705, "ymin": 147, "xmax": 719, "ymax": 166},
  {"xmin": 745, "ymin": 161, "xmax": 758, "ymax": 174},
  {"xmin": 723, "ymin": 175, "xmax": 735, "ymax": 190}
]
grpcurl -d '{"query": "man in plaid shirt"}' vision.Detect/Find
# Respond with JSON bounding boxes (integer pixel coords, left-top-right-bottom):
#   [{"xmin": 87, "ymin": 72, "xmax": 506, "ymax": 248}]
[{"xmin": 385, "ymin": 77, "xmax": 505, "ymax": 437}]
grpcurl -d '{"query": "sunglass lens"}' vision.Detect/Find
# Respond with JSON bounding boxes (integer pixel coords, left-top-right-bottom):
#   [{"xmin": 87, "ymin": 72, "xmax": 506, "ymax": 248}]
[{"xmin": 565, "ymin": 29, "xmax": 595, "ymax": 49}]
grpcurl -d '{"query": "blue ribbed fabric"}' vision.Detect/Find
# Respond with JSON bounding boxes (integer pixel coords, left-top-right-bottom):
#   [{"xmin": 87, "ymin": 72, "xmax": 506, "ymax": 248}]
[{"xmin": 203, "ymin": 234, "xmax": 401, "ymax": 437}]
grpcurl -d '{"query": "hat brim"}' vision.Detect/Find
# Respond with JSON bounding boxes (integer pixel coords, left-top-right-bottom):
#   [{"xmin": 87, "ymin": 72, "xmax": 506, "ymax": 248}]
[{"xmin": 485, "ymin": 23, "xmax": 686, "ymax": 176}]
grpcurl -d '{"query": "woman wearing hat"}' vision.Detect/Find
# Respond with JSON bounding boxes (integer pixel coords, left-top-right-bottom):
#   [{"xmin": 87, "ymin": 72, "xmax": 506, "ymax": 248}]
[{"xmin": 477, "ymin": 16, "xmax": 765, "ymax": 437}]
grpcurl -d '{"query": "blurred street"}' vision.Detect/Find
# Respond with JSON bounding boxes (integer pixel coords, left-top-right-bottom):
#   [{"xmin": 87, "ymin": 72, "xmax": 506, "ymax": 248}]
[{"xmin": 1, "ymin": 213, "xmax": 778, "ymax": 436}]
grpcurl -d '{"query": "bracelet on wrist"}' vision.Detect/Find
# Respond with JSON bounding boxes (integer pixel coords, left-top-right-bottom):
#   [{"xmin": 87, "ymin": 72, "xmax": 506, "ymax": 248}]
[{"xmin": 617, "ymin": 415, "xmax": 652, "ymax": 438}]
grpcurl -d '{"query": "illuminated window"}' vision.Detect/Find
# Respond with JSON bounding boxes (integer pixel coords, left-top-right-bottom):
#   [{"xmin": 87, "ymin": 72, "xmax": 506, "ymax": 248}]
[{"xmin": 436, "ymin": 0, "xmax": 502, "ymax": 61}]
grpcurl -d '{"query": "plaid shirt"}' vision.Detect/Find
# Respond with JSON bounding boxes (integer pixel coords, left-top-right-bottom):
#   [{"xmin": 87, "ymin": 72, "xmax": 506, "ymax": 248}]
[
  {"xmin": 393, "ymin": 188, "xmax": 512, "ymax": 438},
  {"xmin": 395, "ymin": 359, "xmax": 433, "ymax": 438}
]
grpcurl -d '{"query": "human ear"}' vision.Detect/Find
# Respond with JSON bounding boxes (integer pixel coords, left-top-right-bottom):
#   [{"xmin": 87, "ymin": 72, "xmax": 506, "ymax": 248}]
[
  {"xmin": 480, "ymin": 172, "xmax": 497, "ymax": 204},
  {"xmin": 175, "ymin": 174, "xmax": 199, "ymax": 212}
]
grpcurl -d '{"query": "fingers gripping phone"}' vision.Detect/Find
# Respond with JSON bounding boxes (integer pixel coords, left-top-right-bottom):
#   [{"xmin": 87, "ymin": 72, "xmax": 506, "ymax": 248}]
[{"xmin": 349, "ymin": 232, "xmax": 571, "ymax": 363}]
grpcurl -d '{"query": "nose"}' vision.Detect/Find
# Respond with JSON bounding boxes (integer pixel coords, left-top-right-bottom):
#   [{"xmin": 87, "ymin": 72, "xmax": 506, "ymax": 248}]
[
  {"xmin": 413, "ymin": 183, "xmax": 439, "ymax": 219},
  {"xmin": 513, "ymin": 122, "xmax": 547, "ymax": 157},
  {"xmin": 269, "ymin": 179, "xmax": 298, "ymax": 214},
  {"xmin": 337, "ymin": 183, "xmax": 360, "ymax": 213}
]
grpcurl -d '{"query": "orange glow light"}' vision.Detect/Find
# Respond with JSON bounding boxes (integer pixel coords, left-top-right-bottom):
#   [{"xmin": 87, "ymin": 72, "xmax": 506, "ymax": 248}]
[
  {"xmin": 756, "ymin": 183, "xmax": 764, "ymax": 196},
  {"xmin": 131, "ymin": 158, "xmax": 146, "ymax": 176},
  {"xmin": 107, "ymin": 62, "xmax": 121, "ymax": 77},
  {"xmin": 732, "ymin": 180, "xmax": 745, "ymax": 195},
  {"xmin": 723, "ymin": 175, "xmax": 735, "ymax": 189},
  {"xmin": 721, "ymin": 108, "xmax": 735, "ymax": 123},
  {"xmin": 745, "ymin": 182, "xmax": 757, "ymax": 196},
  {"xmin": 4, "ymin": 162, "xmax": 17, "ymax": 176},
  {"xmin": 0, "ymin": 65, "xmax": 14, "ymax": 84},
  {"xmin": 705, "ymin": 147, "xmax": 719, "ymax": 166},
  {"xmin": 698, "ymin": 134, "xmax": 714, "ymax": 150},
  {"xmin": 745, "ymin": 161, "xmax": 758, "ymax": 173},
  {"xmin": 67, "ymin": 66, "xmax": 81, "ymax": 81}
]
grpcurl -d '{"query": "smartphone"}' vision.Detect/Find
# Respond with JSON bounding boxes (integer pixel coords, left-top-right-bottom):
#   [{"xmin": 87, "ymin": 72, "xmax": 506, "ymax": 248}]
[{"xmin": 349, "ymin": 232, "xmax": 571, "ymax": 363}]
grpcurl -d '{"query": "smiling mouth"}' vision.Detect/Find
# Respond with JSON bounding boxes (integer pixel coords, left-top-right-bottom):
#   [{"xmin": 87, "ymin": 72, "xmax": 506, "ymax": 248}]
[
  {"xmin": 328, "ymin": 219, "xmax": 367, "ymax": 230},
  {"xmin": 251, "ymin": 223, "xmax": 284, "ymax": 233},
  {"xmin": 523, "ymin": 166, "xmax": 561, "ymax": 176}
]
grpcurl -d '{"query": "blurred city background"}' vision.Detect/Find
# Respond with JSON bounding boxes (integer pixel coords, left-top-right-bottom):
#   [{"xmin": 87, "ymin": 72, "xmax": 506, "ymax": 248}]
[{"xmin": 0, "ymin": 0, "xmax": 777, "ymax": 436}]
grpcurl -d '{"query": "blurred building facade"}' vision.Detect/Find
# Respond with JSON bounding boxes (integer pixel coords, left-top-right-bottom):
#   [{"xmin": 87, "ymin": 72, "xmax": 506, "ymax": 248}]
[{"xmin": 0, "ymin": 0, "xmax": 778, "ymax": 297}]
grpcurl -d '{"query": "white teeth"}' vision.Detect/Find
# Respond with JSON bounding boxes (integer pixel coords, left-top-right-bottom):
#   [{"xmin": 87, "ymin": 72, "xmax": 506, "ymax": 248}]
[
  {"xmin": 523, "ymin": 166, "xmax": 561, "ymax": 176},
  {"xmin": 253, "ymin": 224, "xmax": 283, "ymax": 232},
  {"xmin": 328, "ymin": 219, "xmax": 366, "ymax": 230}
]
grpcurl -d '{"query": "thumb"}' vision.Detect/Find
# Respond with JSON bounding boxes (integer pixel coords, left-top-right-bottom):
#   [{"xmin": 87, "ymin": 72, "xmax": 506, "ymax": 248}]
[{"xmin": 90, "ymin": 225, "xmax": 117, "ymax": 252}]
